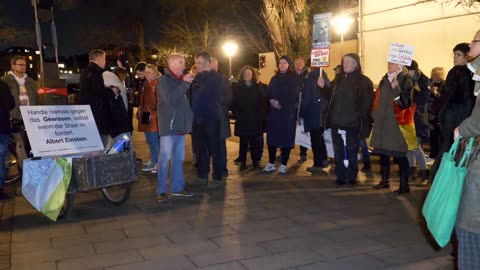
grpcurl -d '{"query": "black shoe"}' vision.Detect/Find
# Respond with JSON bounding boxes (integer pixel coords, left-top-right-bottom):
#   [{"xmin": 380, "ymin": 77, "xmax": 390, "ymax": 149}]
[
  {"xmin": 335, "ymin": 179, "xmax": 346, "ymax": 186},
  {"xmin": 188, "ymin": 177, "xmax": 208, "ymax": 187},
  {"xmin": 157, "ymin": 193, "xmax": 169, "ymax": 203},
  {"xmin": 239, "ymin": 162, "xmax": 247, "ymax": 171},
  {"xmin": 252, "ymin": 161, "xmax": 260, "ymax": 169},
  {"xmin": 208, "ymin": 180, "xmax": 226, "ymax": 190},
  {"xmin": 373, "ymin": 181, "xmax": 390, "ymax": 189},
  {"xmin": 233, "ymin": 157, "xmax": 241, "ymax": 164},
  {"xmin": 394, "ymin": 186, "xmax": 410, "ymax": 194}
]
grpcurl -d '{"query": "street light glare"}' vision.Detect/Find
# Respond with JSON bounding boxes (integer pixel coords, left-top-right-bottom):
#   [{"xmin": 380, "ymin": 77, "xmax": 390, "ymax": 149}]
[
  {"xmin": 332, "ymin": 15, "xmax": 354, "ymax": 35},
  {"xmin": 222, "ymin": 42, "xmax": 238, "ymax": 57}
]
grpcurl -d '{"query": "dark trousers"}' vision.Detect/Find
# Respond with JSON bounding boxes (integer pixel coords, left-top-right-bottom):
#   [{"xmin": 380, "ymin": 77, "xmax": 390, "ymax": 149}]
[
  {"xmin": 310, "ymin": 128, "xmax": 327, "ymax": 167},
  {"xmin": 218, "ymin": 139, "xmax": 228, "ymax": 176},
  {"xmin": 299, "ymin": 146, "xmax": 308, "ymax": 157},
  {"xmin": 429, "ymin": 123, "xmax": 441, "ymax": 158},
  {"xmin": 239, "ymin": 135, "xmax": 263, "ymax": 163},
  {"xmin": 380, "ymin": 155, "xmax": 409, "ymax": 173},
  {"xmin": 331, "ymin": 127, "xmax": 360, "ymax": 183},
  {"xmin": 268, "ymin": 146, "xmax": 291, "ymax": 165},
  {"xmin": 193, "ymin": 119, "xmax": 223, "ymax": 180}
]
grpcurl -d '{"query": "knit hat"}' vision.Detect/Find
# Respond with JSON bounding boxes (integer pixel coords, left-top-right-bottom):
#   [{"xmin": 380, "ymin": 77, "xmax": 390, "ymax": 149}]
[
  {"xmin": 453, "ymin": 43, "xmax": 470, "ymax": 55},
  {"xmin": 407, "ymin": 60, "xmax": 419, "ymax": 71},
  {"xmin": 118, "ymin": 54, "xmax": 129, "ymax": 68},
  {"xmin": 279, "ymin": 55, "xmax": 293, "ymax": 68}
]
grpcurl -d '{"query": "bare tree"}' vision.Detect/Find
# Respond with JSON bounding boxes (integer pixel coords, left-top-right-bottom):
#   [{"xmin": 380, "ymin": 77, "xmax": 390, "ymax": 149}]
[{"xmin": 417, "ymin": 0, "xmax": 480, "ymax": 6}]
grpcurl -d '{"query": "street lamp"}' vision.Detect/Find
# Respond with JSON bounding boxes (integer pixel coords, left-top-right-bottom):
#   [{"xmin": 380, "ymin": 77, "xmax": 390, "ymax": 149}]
[
  {"xmin": 331, "ymin": 15, "xmax": 354, "ymax": 44},
  {"xmin": 222, "ymin": 41, "xmax": 238, "ymax": 78}
]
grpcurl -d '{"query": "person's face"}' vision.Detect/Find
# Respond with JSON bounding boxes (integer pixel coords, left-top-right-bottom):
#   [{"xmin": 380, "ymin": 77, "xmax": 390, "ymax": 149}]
[
  {"xmin": 170, "ymin": 58, "xmax": 186, "ymax": 74},
  {"xmin": 94, "ymin": 54, "xmax": 106, "ymax": 69},
  {"xmin": 388, "ymin": 62, "xmax": 398, "ymax": 74},
  {"xmin": 12, "ymin": 59, "xmax": 26, "ymax": 74},
  {"xmin": 469, "ymin": 31, "xmax": 480, "ymax": 58},
  {"xmin": 294, "ymin": 59, "xmax": 305, "ymax": 74},
  {"xmin": 243, "ymin": 69, "xmax": 253, "ymax": 81},
  {"xmin": 279, "ymin": 59, "xmax": 289, "ymax": 72},
  {"xmin": 408, "ymin": 70, "xmax": 415, "ymax": 77},
  {"xmin": 136, "ymin": 70, "xmax": 145, "ymax": 79},
  {"xmin": 342, "ymin": 56, "xmax": 357, "ymax": 74},
  {"xmin": 144, "ymin": 67, "xmax": 156, "ymax": 81},
  {"xmin": 430, "ymin": 72, "xmax": 443, "ymax": 83},
  {"xmin": 195, "ymin": 56, "xmax": 210, "ymax": 73},
  {"xmin": 454, "ymin": 50, "xmax": 468, "ymax": 66}
]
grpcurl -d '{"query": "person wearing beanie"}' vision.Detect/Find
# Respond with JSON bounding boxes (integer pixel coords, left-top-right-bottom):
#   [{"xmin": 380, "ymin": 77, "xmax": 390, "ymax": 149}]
[
  {"xmin": 429, "ymin": 43, "xmax": 476, "ymax": 182},
  {"xmin": 406, "ymin": 60, "xmax": 430, "ymax": 183},
  {"xmin": 320, "ymin": 53, "xmax": 374, "ymax": 186},
  {"xmin": 263, "ymin": 55, "xmax": 297, "ymax": 174}
]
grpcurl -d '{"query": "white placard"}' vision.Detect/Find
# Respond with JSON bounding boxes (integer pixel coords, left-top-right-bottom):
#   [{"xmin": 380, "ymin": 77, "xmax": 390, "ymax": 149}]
[
  {"xmin": 387, "ymin": 43, "xmax": 415, "ymax": 66},
  {"xmin": 20, "ymin": 105, "xmax": 104, "ymax": 157},
  {"xmin": 311, "ymin": 48, "xmax": 330, "ymax": 68},
  {"xmin": 295, "ymin": 125, "xmax": 311, "ymax": 149}
]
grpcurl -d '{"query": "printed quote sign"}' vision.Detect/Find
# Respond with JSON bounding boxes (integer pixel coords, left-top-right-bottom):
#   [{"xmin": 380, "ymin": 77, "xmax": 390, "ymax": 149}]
[
  {"xmin": 388, "ymin": 43, "xmax": 415, "ymax": 66},
  {"xmin": 20, "ymin": 105, "xmax": 104, "ymax": 157},
  {"xmin": 311, "ymin": 48, "xmax": 330, "ymax": 67}
]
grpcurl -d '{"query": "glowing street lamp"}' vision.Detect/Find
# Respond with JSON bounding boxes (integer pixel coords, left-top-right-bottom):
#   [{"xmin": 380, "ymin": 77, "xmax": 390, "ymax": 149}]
[
  {"xmin": 222, "ymin": 41, "xmax": 238, "ymax": 78},
  {"xmin": 331, "ymin": 15, "xmax": 354, "ymax": 43}
]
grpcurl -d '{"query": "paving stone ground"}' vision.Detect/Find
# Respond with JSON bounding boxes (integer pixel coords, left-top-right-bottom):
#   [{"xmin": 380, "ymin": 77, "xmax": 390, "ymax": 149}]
[{"xmin": 3, "ymin": 124, "xmax": 456, "ymax": 270}]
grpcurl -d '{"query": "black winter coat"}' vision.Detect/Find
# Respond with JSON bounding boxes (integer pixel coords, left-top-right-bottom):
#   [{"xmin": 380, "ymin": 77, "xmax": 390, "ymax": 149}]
[
  {"xmin": 325, "ymin": 70, "xmax": 374, "ymax": 139},
  {"xmin": 300, "ymin": 68, "xmax": 329, "ymax": 132},
  {"xmin": 438, "ymin": 65, "xmax": 476, "ymax": 131},
  {"xmin": 107, "ymin": 95, "xmax": 133, "ymax": 138},
  {"xmin": 232, "ymin": 82, "xmax": 267, "ymax": 136},
  {"xmin": 411, "ymin": 71, "xmax": 430, "ymax": 140},
  {"xmin": 266, "ymin": 72, "xmax": 297, "ymax": 147},
  {"xmin": 79, "ymin": 63, "xmax": 115, "ymax": 135},
  {"xmin": 0, "ymin": 80, "xmax": 14, "ymax": 134}
]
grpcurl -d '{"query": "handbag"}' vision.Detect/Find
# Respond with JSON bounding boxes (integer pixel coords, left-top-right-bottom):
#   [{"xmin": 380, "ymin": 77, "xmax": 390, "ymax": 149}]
[{"xmin": 422, "ymin": 136, "xmax": 474, "ymax": 247}]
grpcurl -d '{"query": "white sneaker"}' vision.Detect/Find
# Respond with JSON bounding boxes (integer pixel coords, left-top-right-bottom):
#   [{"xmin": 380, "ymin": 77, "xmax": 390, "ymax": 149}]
[
  {"xmin": 143, "ymin": 160, "xmax": 152, "ymax": 166},
  {"xmin": 151, "ymin": 164, "xmax": 158, "ymax": 174},
  {"xmin": 142, "ymin": 163, "xmax": 156, "ymax": 172},
  {"xmin": 278, "ymin": 165, "xmax": 287, "ymax": 174},
  {"xmin": 263, "ymin": 163, "xmax": 276, "ymax": 172}
]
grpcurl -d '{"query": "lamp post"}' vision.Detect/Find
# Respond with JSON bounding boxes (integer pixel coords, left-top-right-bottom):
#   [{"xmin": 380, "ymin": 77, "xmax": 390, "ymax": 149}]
[{"xmin": 222, "ymin": 41, "xmax": 238, "ymax": 79}]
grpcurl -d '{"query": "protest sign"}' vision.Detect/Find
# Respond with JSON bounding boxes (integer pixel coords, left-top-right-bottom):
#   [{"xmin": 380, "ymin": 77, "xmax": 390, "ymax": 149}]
[
  {"xmin": 388, "ymin": 43, "xmax": 415, "ymax": 66},
  {"xmin": 311, "ymin": 48, "xmax": 330, "ymax": 67},
  {"xmin": 312, "ymin": 12, "xmax": 332, "ymax": 49},
  {"xmin": 20, "ymin": 105, "xmax": 104, "ymax": 157}
]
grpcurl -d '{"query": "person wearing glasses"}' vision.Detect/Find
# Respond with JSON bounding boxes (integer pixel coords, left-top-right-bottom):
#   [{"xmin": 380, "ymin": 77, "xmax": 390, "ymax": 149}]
[{"xmin": 1, "ymin": 55, "xmax": 38, "ymax": 165}]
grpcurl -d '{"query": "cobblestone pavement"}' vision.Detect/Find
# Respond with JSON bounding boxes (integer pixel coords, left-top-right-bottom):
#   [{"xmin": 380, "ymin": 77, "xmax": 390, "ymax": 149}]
[{"xmin": 3, "ymin": 125, "xmax": 455, "ymax": 270}]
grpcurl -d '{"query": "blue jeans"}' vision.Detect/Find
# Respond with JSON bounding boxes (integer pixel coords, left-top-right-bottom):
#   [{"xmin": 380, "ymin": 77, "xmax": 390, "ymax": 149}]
[
  {"xmin": 157, "ymin": 135, "xmax": 186, "ymax": 194},
  {"xmin": 0, "ymin": 134, "xmax": 9, "ymax": 188},
  {"xmin": 144, "ymin": 132, "xmax": 159, "ymax": 164}
]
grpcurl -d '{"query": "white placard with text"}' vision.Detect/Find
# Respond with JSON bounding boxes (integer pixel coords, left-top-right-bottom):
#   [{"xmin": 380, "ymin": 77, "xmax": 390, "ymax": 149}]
[
  {"xmin": 20, "ymin": 105, "xmax": 104, "ymax": 157},
  {"xmin": 387, "ymin": 43, "xmax": 415, "ymax": 66}
]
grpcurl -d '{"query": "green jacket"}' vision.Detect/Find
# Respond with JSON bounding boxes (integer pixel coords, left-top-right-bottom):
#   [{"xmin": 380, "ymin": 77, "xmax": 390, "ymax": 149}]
[
  {"xmin": 457, "ymin": 94, "xmax": 480, "ymax": 234},
  {"xmin": 1, "ymin": 74, "xmax": 38, "ymax": 120}
]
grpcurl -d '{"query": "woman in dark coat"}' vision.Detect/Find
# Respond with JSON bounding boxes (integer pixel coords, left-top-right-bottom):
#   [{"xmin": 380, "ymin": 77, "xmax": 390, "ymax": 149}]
[
  {"xmin": 300, "ymin": 68, "xmax": 330, "ymax": 172},
  {"xmin": 232, "ymin": 66, "xmax": 267, "ymax": 170},
  {"xmin": 263, "ymin": 56, "xmax": 297, "ymax": 174},
  {"xmin": 321, "ymin": 53, "xmax": 374, "ymax": 185},
  {"xmin": 371, "ymin": 62, "xmax": 414, "ymax": 194}
]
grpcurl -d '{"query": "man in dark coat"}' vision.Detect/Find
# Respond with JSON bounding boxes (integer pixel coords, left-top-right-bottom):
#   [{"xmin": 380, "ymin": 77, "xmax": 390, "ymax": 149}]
[
  {"xmin": 0, "ymin": 80, "xmax": 15, "ymax": 191},
  {"xmin": 322, "ymin": 53, "xmax": 374, "ymax": 186},
  {"xmin": 294, "ymin": 57, "xmax": 310, "ymax": 161},
  {"xmin": 79, "ymin": 49, "xmax": 119, "ymax": 147},
  {"xmin": 300, "ymin": 68, "xmax": 330, "ymax": 173},
  {"xmin": 189, "ymin": 51, "xmax": 232, "ymax": 189}
]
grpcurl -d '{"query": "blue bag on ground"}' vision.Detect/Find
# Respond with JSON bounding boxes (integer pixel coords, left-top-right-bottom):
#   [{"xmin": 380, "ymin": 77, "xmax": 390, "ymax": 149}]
[
  {"xmin": 22, "ymin": 157, "xmax": 72, "ymax": 221},
  {"xmin": 422, "ymin": 137, "xmax": 474, "ymax": 247}
]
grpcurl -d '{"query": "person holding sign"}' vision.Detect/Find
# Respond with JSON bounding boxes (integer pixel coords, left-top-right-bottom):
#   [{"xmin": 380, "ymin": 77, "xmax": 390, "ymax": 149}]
[
  {"xmin": 321, "ymin": 53, "xmax": 374, "ymax": 186},
  {"xmin": 0, "ymin": 80, "xmax": 15, "ymax": 192},
  {"xmin": 370, "ymin": 62, "xmax": 414, "ymax": 193}
]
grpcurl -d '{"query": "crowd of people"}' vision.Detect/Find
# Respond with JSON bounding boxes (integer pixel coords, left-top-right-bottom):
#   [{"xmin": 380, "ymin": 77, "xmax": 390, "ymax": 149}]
[{"xmin": 1, "ymin": 30, "xmax": 480, "ymax": 268}]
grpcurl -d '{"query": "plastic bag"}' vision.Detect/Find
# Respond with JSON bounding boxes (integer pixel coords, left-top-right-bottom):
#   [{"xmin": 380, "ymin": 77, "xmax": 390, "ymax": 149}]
[
  {"xmin": 422, "ymin": 137, "xmax": 474, "ymax": 247},
  {"xmin": 22, "ymin": 157, "xmax": 72, "ymax": 221}
]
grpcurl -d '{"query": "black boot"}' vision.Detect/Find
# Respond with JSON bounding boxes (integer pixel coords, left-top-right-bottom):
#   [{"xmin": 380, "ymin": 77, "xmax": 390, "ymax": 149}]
[
  {"xmin": 239, "ymin": 162, "xmax": 247, "ymax": 171},
  {"xmin": 373, "ymin": 165, "xmax": 390, "ymax": 189},
  {"xmin": 395, "ymin": 166, "xmax": 410, "ymax": 194},
  {"xmin": 361, "ymin": 160, "xmax": 371, "ymax": 172}
]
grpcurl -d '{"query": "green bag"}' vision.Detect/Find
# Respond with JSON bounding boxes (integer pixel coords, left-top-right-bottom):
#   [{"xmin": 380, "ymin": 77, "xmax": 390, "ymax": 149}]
[{"xmin": 422, "ymin": 137, "xmax": 474, "ymax": 247}]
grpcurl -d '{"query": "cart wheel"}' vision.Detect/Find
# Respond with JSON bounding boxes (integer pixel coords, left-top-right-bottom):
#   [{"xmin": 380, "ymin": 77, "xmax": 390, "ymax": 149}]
[
  {"xmin": 101, "ymin": 183, "xmax": 131, "ymax": 205},
  {"xmin": 58, "ymin": 193, "xmax": 74, "ymax": 219}
]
